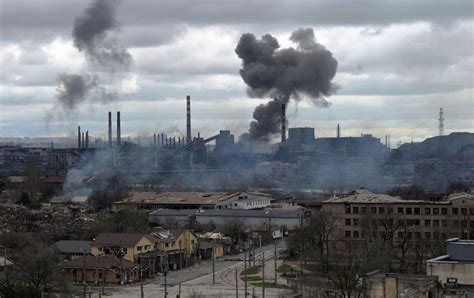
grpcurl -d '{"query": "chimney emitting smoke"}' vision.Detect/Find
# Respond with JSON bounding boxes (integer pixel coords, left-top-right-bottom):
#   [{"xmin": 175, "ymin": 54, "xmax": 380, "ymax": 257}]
[
  {"xmin": 78, "ymin": 126, "xmax": 81, "ymax": 148},
  {"xmin": 117, "ymin": 111, "xmax": 121, "ymax": 147},
  {"xmin": 281, "ymin": 103, "xmax": 286, "ymax": 143},
  {"xmin": 186, "ymin": 95, "xmax": 191, "ymax": 143}
]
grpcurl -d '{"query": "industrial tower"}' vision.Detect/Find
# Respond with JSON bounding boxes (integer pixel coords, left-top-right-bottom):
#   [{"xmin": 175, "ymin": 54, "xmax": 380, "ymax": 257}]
[{"xmin": 439, "ymin": 108, "xmax": 444, "ymax": 136}]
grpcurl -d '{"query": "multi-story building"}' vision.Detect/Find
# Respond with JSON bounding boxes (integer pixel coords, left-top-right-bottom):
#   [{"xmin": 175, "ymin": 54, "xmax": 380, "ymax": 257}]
[{"xmin": 322, "ymin": 190, "xmax": 474, "ymax": 253}]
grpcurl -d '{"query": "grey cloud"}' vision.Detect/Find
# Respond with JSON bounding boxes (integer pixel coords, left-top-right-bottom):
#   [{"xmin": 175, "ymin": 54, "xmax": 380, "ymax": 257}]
[{"xmin": 1, "ymin": 0, "xmax": 472, "ymax": 44}]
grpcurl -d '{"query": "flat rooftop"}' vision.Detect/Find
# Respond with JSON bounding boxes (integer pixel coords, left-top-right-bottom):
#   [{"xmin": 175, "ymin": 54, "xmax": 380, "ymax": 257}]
[{"xmin": 116, "ymin": 191, "xmax": 244, "ymax": 206}]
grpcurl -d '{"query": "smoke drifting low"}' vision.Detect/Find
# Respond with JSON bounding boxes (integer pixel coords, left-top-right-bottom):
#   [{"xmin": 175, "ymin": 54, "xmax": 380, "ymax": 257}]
[
  {"xmin": 51, "ymin": 0, "xmax": 132, "ymax": 117},
  {"xmin": 235, "ymin": 28, "xmax": 338, "ymax": 142}
]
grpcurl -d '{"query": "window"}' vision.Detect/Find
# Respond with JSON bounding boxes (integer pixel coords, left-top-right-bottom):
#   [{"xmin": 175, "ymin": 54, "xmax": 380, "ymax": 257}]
[
  {"xmin": 361, "ymin": 207, "xmax": 367, "ymax": 214},
  {"xmin": 387, "ymin": 207, "xmax": 393, "ymax": 214},
  {"xmin": 165, "ymin": 243, "xmax": 169, "ymax": 248},
  {"xmin": 470, "ymin": 221, "xmax": 474, "ymax": 228},
  {"xmin": 461, "ymin": 220, "xmax": 467, "ymax": 228},
  {"xmin": 414, "ymin": 219, "xmax": 420, "ymax": 226},
  {"xmin": 441, "ymin": 220, "xmax": 447, "ymax": 227},
  {"xmin": 191, "ymin": 240, "xmax": 195, "ymax": 244},
  {"xmin": 424, "ymin": 232, "xmax": 431, "ymax": 239},
  {"xmin": 397, "ymin": 207, "xmax": 404, "ymax": 214},
  {"xmin": 345, "ymin": 219, "xmax": 351, "ymax": 226},
  {"xmin": 433, "ymin": 208, "xmax": 439, "ymax": 215},
  {"xmin": 408, "ymin": 232, "xmax": 413, "ymax": 239},
  {"xmin": 370, "ymin": 207, "xmax": 377, "ymax": 214},
  {"xmin": 453, "ymin": 220, "xmax": 459, "ymax": 227},
  {"xmin": 398, "ymin": 232, "xmax": 404, "ymax": 239},
  {"xmin": 137, "ymin": 246, "xmax": 142, "ymax": 251},
  {"xmin": 433, "ymin": 220, "xmax": 439, "ymax": 227},
  {"xmin": 353, "ymin": 219, "xmax": 359, "ymax": 226},
  {"xmin": 425, "ymin": 220, "xmax": 431, "ymax": 227},
  {"xmin": 406, "ymin": 208, "xmax": 412, "ymax": 215},
  {"xmin": 470, "ymin": 209, "xmax": 474, "ymax": 215},
  {"xmin": 414, "ymin": 208, "xmax": 420, "ymax": 215},
  {"xmin": 442, "ymin": 208, "xmax": 448, "ymax": 215},
  {"xmin": 379, "ymin": 207, "xmax": 385, "ymax": 214},
  {"xmin": 345, "ymin": 231, "xmax": 351, "ymax": 238},
  {"xmin": 425, "ymin": 208, "xmax": 431, "ymax": 215},
  {"xmin": 353, "ymin": 231, "xmax": 359, "ymax": 238},
  {"xmin": 433, "ymin": 232, "xmax": 440, "ymax": 239},
  {"xmin": 353, "ymin": 207, "xmax": 359, "ymax": 214},
  {"xmin": 415, "ymin": 232, "xmax": 421, "ymax": 239},
  {"xmin": 461, "ymin": 208, "xmax": 467, "ymax": 215},
  {"xmin": 452, "ymin": 208, "xmax": 458, "ymax": 215},
  {"xmin": 345, "ymin": 206, "xmax": 351, "ymax": 214}
]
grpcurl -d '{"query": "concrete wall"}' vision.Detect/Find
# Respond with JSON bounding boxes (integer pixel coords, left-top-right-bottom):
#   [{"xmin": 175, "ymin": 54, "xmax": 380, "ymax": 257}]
[
  {"xmin": 428, "ymin": 261, "xmax": 474, "ymax": 285},
  {"xmin": 63, "ymin": 268, "xmax": 140, "ymax": 284}
]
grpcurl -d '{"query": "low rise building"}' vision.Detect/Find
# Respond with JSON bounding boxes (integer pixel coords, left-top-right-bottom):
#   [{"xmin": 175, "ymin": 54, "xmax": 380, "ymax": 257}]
[
  {"xmin": 61, "ymin": 255, "xmax": 140, "ymax": 284},
  {"xmin": 113, "ymin": 191, "xmax": 272, "ymax": 211},
  {"xmin": 149, "ymin": 208, "xmax": 309, "ymax": 230},
  {"xmin": 54, "ymin": 240, "xmax": 91, "ymax": 260},
  {"xmin": 427, "ymin": 238, "xmax": 474, "ymax": 296},
  {"xmin": 90, "ymin": 233, "xmax": 156, "ymax": 263}
]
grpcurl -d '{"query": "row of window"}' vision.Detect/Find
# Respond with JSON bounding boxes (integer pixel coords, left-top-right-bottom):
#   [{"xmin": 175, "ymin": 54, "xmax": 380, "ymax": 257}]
[
  {"xmin": 345, "ymin": 229, "xmax": 474, "ymax": 240},
  {"xmin": 344, "ymin": 218, "xmax": 474, "ymax": 228},
  {"xmin": 345, "ymin": 206, "xmax": 474, "ymax": 216}
]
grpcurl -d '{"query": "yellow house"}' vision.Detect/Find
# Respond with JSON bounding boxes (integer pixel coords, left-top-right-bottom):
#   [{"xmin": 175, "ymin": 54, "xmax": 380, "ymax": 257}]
[
  {"xmin": 91, "ymin": 233, "xmax": 156, "ymax": 263},
  {"xmin": 153, "ymin": 229, "xmax": 198, "ymax": 254}
]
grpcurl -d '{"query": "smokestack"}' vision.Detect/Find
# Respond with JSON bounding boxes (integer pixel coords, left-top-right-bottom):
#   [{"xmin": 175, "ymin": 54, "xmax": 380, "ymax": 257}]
[
  {"xmin": 117, "ymin": 111, "xmax": 121, "ymax": 146},
  {"xmin": 337, "ymin": 124, "xmax": 340, "ymax": 138},
  {"xmin": 186, "ymin": 95, "xmax": 191, "ymax": 143},
  {"xmin": 81, "ymin": 132, "xmax": 85, "ymax": 149},
  {"xmin": 78, "ymin": 126, "xmax": 81, "ymax": 148},
  {"xmin": 108, "ymin": 111, "xmax": 112, "ymax": 148},
  {"xmin": 173, "ymin": 137, "xmax": 176, "ymax": 148},
  {"xmin": 154, "ymin": 133, "xmax": 157, "ymax": 148},
  {"xmin": 85, "ymin": 131, "xmax": 89, "ymax": 148},
  {"xmin": 161, "ymin": 134, "xmax": 164, "ymax": 148},
  {"xmin": 281, "ymin": 103, "xmax": 286, "ymax": 143}
]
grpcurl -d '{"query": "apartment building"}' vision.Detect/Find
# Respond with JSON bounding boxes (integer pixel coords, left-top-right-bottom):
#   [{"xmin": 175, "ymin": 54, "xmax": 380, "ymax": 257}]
[{"xmin": 322, "ymin": 190, "xmax": 474, "ymax": 250}]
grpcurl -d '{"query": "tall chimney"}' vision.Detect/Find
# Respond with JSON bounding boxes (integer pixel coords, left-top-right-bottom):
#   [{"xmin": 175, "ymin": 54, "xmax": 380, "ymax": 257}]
[
  {"xmin": 337, "ymin": 124, "xmax": 340, "ymax": 138},
  {"xmin": 78, "ymin": 126, "xmax": 81, "ymax": 149},
  {"xmin": 108, "ymin": 111, "xmax": 112, "ymax": 148},
  {"xmin": 81, "ymin": 132, "xmax": 85, "ymax": 149},
  {"xmin": 154, "ymin": 133, "xmax": 157, "ymax": 148},
  {"xmin": 161, "ymin": 134, "xmax": 165, "ymax": 148},
  {"xmin": 85, "ymin": 131, "xmax": 89, "ymax": 148},
  {"xmin": 117, "ymin": 111, "xmax": 121, "ymax": 147},
  {"xmin": 186, "ymin": 95, "xmax": 191, "ymax": 143},
  {"xmin": 281, "ymin": 103, "xmax": 286, "ymax": 143}
]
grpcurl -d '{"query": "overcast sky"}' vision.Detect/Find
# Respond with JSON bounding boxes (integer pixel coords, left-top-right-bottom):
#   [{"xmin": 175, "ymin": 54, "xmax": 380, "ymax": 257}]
[{"xmin": 0, "ymin": 0, "xmax": 473, "ymax": 146}]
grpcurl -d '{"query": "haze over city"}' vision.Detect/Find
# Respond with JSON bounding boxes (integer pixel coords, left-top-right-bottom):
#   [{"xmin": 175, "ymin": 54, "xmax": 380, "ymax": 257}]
[{"xmin": 1, "ymin": 0, "xmax": 472, "ymax": 144}]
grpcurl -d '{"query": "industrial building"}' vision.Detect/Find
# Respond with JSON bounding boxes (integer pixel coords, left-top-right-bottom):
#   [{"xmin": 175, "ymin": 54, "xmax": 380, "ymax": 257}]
[{"xmin": 113, "ymin": 191, "xmax": 272, "ymax": 211}]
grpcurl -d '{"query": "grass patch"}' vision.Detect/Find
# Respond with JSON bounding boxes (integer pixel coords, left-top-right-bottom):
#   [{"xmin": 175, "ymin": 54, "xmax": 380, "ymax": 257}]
[
  {"xmin": 240, "ymin": 266, "xmax": 261, "ymax": 276},
  {"xmin": 240, "ymin": 275, "xmax": 262, "ymax": 282},
  {"xmin": 277, "ymin": 263, "xmax": 292, "ymax": 274},
  {"xmin": 249, "ymin": 282, "xmax": 289, "ymax": 289}
]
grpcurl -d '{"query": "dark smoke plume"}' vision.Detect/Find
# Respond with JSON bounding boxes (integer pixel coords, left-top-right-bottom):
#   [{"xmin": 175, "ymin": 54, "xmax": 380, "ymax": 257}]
[
  {"xmin": 73, "ymin": 0, "xmax": 132, "ymax": 72},
  {"xmin": 55, "ymin": 73, "xmax": 98, "ymax": 111},
  {"xmin": 51, "ymin": 0, "xmax": 132, "ymax": 117},
  {"xmin": 235, "ymin": 28, "xmax": 338, "ymax": 142}
]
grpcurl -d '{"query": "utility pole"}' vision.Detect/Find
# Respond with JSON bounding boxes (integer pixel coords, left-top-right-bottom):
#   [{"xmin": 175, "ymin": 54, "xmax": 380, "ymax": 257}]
[
  {"xmin": 274, "ymin": 242, "xmax": 277, "ymax": 285},
  {"xmin": 262, "ymin": 251, "xmax": 265, "ymax": 298},
  {"xmin": 244, "ymin": 250, "xmax": 248, "ymax": 297},
  {"xmin": 140, "ymin": 268, "xmax": 144, "ymax": 298},
  {"xmin": 235, "ymin": 268, "xmax": 239, "ymax": 298},
  {"xmin": 212, "ymin": 243, "xmax": 216, "ymax": 284},
  {"xmin": 300, "ymin": 244, "xmax": 304, "ymax": 275}
]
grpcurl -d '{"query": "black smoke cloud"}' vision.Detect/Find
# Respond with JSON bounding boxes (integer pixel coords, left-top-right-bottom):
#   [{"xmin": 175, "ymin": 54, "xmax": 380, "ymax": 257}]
[
  {"xmin": 55, "ymin": 73, "xmax": 98, "ymax": 111},
  {"xmin": 51, "ymin": 0, "xmax": 132, "ymax": 116},
  {"xmin": 73, "ymin": 0, "xmax": 132, "ymax": 72},
  {"xmin": 235, "ymin": 28, "xmax": 338, "ymax": 142}
]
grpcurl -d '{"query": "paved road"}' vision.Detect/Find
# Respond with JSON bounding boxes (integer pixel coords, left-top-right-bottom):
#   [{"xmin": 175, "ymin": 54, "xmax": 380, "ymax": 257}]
[{"xmin": 102, "ymin": 244, "xmax": 293, "ymax": 297}]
